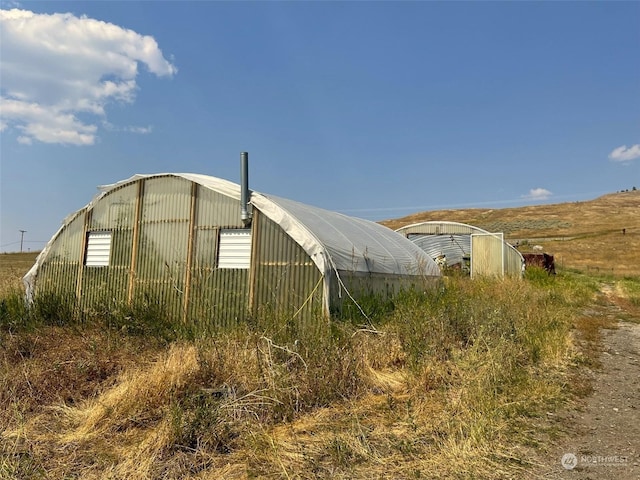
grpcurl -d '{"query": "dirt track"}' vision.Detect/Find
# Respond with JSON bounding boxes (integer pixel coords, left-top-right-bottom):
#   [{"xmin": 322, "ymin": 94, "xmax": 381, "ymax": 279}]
[{"xmin": 532, "ymin": 287, "xmax": 640, "ymax": 479}]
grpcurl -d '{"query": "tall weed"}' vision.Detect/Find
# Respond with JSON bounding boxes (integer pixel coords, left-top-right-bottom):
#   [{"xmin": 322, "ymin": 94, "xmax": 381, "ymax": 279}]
[{"xmin": 0, "ymin": 290, "xmax": 77, "ymax": 331}]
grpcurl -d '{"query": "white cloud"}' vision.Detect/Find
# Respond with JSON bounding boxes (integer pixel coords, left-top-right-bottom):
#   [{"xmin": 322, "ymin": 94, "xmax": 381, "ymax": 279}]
[
  {"xmin": 0, "ymin": 8, "xmax": 176, "ymax": 145},
  {"xmin": 126, "ymin": 125, "xmax": 153, "ymax": 134},
  {"xmin": 102, "ymin": 121, "xmax": 152, "ymax": 134},
  {"xmin": 608, "ymin": 144, "xmax": 640, "ymax": 163},
  {"xmin": 1, "ymin": 97, "xmax": 97, "ymax": 145},
  {"xmin": 522, "ymin": 188, "xmax": 552, "ymax": 200}
]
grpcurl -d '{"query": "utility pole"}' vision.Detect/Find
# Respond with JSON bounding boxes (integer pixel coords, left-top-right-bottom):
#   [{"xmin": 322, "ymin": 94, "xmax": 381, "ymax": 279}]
[{"xmin": 19, "ymin": 230, "xmax": 26, "ymax": 253}]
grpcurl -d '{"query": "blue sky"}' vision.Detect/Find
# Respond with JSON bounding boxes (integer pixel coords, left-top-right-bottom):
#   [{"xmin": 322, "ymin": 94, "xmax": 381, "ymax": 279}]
[{"xmin": 1, "ymin": 1, "xmax": 639, "ymax": 253}]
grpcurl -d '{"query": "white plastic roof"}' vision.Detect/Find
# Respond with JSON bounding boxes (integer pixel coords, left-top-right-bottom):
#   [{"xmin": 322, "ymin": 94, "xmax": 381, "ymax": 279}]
[
  {"xmin": 24, "ymin": 173, "xmax": 440, "ymax": 297},
  {"xmin": 253, "ymin": 192, "xmax": 440, "ymax": 277}
]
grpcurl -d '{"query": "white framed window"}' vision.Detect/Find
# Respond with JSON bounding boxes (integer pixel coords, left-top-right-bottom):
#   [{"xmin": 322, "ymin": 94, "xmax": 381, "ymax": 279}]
[
  {"xmin": 85, "ymin": 231, "xmax": 112, "ymax": 267},
  {"xmin": 218, "ymin": 229, "xmax": 251, "ymax": 269}
]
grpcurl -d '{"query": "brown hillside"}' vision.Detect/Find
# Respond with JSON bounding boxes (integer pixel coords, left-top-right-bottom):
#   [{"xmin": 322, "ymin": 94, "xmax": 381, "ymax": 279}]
[{"xmin": 381, "ymin": 190, "xmax": 640, "ymax": 277}]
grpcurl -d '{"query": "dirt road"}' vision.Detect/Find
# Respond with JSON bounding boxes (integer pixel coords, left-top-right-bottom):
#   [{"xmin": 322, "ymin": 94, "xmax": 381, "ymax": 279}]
[{"xmin": 532, "ymin": 286, "xmax": 640, "ymax": 479}]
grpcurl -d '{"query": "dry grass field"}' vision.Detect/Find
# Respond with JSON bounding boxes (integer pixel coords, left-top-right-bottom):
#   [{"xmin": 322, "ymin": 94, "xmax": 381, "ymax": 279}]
[
  {"xmin": 0, "ymin": 252, "xmax": 39, "ymax": 293},
  {"xmin": 383, "ymin": 189, "xmax": 640, "ymax": 277},
  {"xmin": 1, "ymin": 192, "xmax": 639, "ymax": 479}
]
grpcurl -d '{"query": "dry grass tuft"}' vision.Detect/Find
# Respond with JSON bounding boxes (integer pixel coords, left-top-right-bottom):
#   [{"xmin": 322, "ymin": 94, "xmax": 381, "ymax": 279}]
[
  {"xmin": 364, "ymin": 366, "xmax": 408, "ymax": 394},
  {"xmin": 62, "ymin": 343, "xmax": 199, "ymax": 442}
]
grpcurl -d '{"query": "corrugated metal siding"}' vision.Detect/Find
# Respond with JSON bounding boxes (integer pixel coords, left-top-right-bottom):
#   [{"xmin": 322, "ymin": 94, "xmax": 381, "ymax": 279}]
[
  {"xmin": 90, "ymin": 182, "xmax": 138, "ymax": 230},
  {"xmin": 253, "ymin": 213, "xmax": 322, "ymax": 322},
  {"xmin": 37, "ymin": 212, "xmax": 84, "ymax": 303},
  {"xmin": 188, "ymin": 264, "xmax": 249, "ymax": 329},
  {"xmin": 471, "ymin": 233, "xmax": 504, "ymax": 278},
  {"xmin": 329, "ymin": 270, "xmax": 436, "ymax": 315},
  {"xmin": 408, "ymin": 234, "xmax": 470, "ymax": 268},
  {"xmin": 80, "ymin": 264, "xmax": 129, "ymax": 312},
  {"xmin": 398, "ymin": 222, "xmax": 481, "ymax": 236},
  {"xmin": 132, "ymin": 177, "xmax": 191, "ymax": 320},
  {"xmin": 504, "ymin": 245, "xmax": 525, "ymax": 278},
  {"xmin": 188, "ymin": 184, "xmax": 248, "ymax": 328},
  {"xmin": 195, "ymin": 185, "xmax": 243, "ymax": 227},
  {"xmin": 79, "ymin": 182, "xmax": 138, "ymax": 311},
  {"xmin": 35, "ymin": 176, "xmax": 254, "ymax": 325}
]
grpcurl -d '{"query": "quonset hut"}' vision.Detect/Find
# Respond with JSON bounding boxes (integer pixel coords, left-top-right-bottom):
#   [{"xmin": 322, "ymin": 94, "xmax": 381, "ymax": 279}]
[
  {"xmin": 395, "ymin": 221, "xmax": 524, "ymax": 278},
  {"xmin": 24, "ymin": 155, "xmax": 440, "ymax": 325}
]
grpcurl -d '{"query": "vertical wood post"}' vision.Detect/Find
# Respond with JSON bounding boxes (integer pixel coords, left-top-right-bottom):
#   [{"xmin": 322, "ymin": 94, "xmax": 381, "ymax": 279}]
[
  {"xmin": 127, "ymin": 179, "xmax": 144, "ymax": 304},
  {"xmin": 248, "ymin": 209, "xmax": 260, "ymax": 317}
]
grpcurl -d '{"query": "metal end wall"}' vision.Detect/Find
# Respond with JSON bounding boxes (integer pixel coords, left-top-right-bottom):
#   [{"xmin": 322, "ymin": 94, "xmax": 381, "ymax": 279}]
[
  {"xmin": 35, "ymin": 211, "xmax": 84, "ymax": 306},
  {"xmin": 34, "ymin": 175, "xmax": 324, "ymax": 326}
]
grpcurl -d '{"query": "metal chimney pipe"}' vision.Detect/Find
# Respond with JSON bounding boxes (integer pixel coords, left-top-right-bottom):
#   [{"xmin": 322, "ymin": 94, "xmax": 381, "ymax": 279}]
[{"xmin": 240, "ymin": 151, "xmax": 252, "ymax": 226}]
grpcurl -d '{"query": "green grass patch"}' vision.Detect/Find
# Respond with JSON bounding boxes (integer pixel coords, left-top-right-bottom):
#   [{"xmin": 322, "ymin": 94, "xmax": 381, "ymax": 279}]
[{"xmin": 620, "ymin": 277, "xmax": 640, "ymax": 306}]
